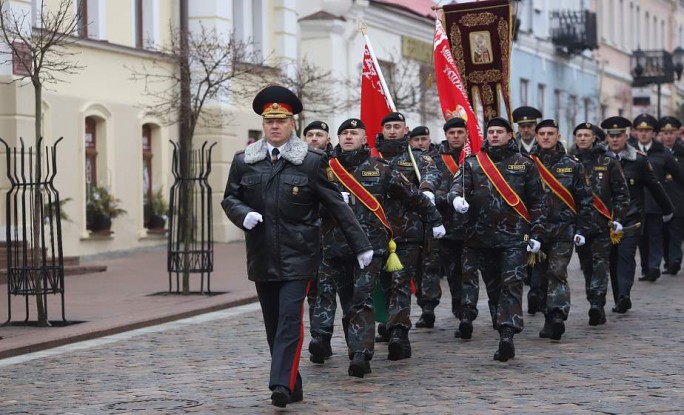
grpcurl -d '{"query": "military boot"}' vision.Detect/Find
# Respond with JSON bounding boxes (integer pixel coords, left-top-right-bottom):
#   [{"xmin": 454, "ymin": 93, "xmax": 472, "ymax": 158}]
[
  {"xmin": 456, "ymin": 308, "xmax": 475, "ymax": 339},
  {"xmin": 539, "ymin": 314, "xmax": 553, "ymax": 338},
  {"xmin": 348, "ymin": 352, "xmax": 372, "ymax": 378},
  {"xmin": 387, "ymin": 327, "xmax": 411, "ymax": 361},
  {"xmin": 549, "ymin": 310, "xmax": 565, "ymax": 341},
  {"xmin": 527, "ymin": 291, "xmax": 541, "ymax": 315},
  {"xmin": 493, "ymin": 326, "xmax": 515, "ymax": 362},
  {"xmin": 588, "ymin": 304, "xmax": 606, "ymax": 326},
  {"xmin": 308, "ymin": 334, "xmax": 332, "ymax": 364},
  {"xmin": 415, "ymin": 305, "xmax": 435, "ymax": 328},
  {"xmin": 375, "ymin": 323, "xmax": 389, "ymax": 343}
]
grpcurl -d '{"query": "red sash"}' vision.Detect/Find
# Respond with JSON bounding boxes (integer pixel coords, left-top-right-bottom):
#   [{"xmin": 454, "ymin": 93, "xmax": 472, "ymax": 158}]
[
  {"xmin": 441, "ymin": 154, "xmax": 459, "ymax": 175},
  {"xmin": 328, "ymin": 158, "xmax": 393, "ymax": 236},
  {"xmin": 476, "ymin": 152, "xmax": 530, "ymax": 223},
  {"xmin": 531, "ymin": 155, "xmax": 577, "ymax": 215},
  {"xmin": 592, "ymin": 193, "xmax": 613, "ymax": 220}
]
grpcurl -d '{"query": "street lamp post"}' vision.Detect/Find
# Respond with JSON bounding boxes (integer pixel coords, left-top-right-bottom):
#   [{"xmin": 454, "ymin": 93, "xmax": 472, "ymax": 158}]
[{"xmin": 631, "ymin": 48, "xmax": 684, "ymax": 118}]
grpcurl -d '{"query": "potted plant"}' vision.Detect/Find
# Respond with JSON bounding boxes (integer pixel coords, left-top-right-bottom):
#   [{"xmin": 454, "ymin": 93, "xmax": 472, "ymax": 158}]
[
  {"xmin": 86, "ymin": 185, "xmax": 127, "ymax": 232},
  {"xmin": 145, "ymin": 186, "xmax": 169, "ymax": 230}
]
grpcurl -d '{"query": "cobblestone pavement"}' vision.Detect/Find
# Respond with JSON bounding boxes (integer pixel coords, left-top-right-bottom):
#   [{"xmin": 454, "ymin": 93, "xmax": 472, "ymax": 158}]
[{"xmin": 1, "ymin": 256, "xmax": 683, "ymax": 414}]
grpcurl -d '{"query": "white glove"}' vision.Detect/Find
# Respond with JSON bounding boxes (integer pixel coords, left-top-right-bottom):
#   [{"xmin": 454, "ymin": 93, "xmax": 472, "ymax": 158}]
[
  {"xmin": 611, "ymin": 221, "xmax": 623, "ymax": 233},
  {"xmin": 526, "ymin": 238, "xmax": 541, "ymax": 253},
  {"xmin": 341, "ymin": 191, "xmax": 350, "ymax": 204},
  {"xmin": 432, "ymin": 224, "xmax": 446, "ymax": 239},
  {"xmin": 423, "ymin": 191, "xmax": 435, "ymax": 205},
  {"xmin": 663, "ymin": 213, "xmax": 674, "ymax": 223},
  {"xmin": 356, "ymin": 249, "xmax": 374, "ymax": 269},
  {"xmin": 573, "ymin": 234, "xmax": 586, "ymax": 247},
  {"xmin": 242, "ymin": 211, "xmax": 263, "ymax": 230},
  {"xmin": 452, "ymin": 196, "xmax": 469, "ymax": 214}
]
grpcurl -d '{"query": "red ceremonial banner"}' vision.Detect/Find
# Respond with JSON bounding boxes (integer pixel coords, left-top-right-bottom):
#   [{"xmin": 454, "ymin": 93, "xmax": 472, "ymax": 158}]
[
  {"xmin": 434, "ymin": 19, "xmax": 484, "ymax": 161},
  {"xmin": 442, "ymin": 0, "xmax": 513, "ymax": 122},
  {"xmin": 361, "ymin": 44, "xmax": 393, "ymax": 153}
]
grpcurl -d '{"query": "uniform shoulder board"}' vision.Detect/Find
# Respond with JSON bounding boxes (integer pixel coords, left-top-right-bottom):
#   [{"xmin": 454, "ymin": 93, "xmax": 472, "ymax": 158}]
[
  {"xmin": 371, "ymin": 156, "xmax": 390, "ymax": 165},
  {"xmin": 308, "ymin": 147, "xmax": 325, "ymax": 156},
  {"xmin": 235, "ymin": 150, "xmax": 245, "ymax": 156},
  {"xmin": 635, "ymin": 149, "xmax": 647, "ymax": 157}
]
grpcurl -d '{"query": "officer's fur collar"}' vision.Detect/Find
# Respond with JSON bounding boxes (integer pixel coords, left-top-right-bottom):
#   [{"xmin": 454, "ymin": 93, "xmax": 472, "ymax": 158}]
[
  {"xmin": 617, "ymin": 144, "xmax": 638, "ymax": 161},
  {"xmin": 244, "ymin": 136, "xmax": 308, "ymax": 165}
]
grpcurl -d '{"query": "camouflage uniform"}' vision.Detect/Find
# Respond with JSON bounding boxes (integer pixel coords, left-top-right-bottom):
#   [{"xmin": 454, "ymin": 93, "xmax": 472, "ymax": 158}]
[
  {"xmin": 375, "ymin": 134, "xmax": 442, "ymax": 353},
  {"xmin": 530, "ymin": 142, "xmax": 593, "ymax": 336},
  {"xmin": 570, "ymin": 143, "xmax": 629, "ymax": 315},
  {"xmin": 448, "ymin": 138, "xmax": 546, "ymax": 335},
  {"xmin": 319, "ymin": 146, "xmax": 441, "ymax": 362},
  {"xmin": 432, "ymin": 141, "xmax": 466, "ymax": 320}
]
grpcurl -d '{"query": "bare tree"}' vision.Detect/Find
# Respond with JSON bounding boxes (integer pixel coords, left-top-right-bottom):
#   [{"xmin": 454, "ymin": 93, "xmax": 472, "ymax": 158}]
[
  {"xmin": 0, "ymin": 0, "xmax": 82, "ymax": 325},
  {"xmin": 128, "ymin": 23, "xmax": 268, "ymax": 294},
  {"xmin": 277, "ymin": 57, "xmax": 350, "ymax": 134}
]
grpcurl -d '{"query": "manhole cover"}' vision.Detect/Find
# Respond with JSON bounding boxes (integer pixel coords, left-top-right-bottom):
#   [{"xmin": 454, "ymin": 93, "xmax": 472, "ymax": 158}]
[{"xmin": 103, "ymin": 398, "xmax": 201, "ymax": 411}]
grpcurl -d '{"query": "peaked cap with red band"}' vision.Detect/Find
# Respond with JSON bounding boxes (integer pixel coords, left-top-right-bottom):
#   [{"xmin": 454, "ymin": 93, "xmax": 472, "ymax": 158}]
[{"xmin": 252, "ymin": 85, "xmax": 303, "ymax": 118}]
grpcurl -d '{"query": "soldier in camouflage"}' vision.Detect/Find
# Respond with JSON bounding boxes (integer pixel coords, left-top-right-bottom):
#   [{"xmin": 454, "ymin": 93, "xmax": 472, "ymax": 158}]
[
  {"xmin": 303, "ymin": 120, "xmax": 339, "ymax": 363},
  {"xmin": 529, "ymin": 120, "xmax": 594, "ymax": 341},
  {"xmin": 375, "ymin": 112, "xmax": 444, "ymax": 360},
  {"xmin": 318, "ymin": 118, "xmax": 443, "ymax": 376},
  {"xmin": 569, "ymin": 123, "xmax": 630, "ymax": 326},
  {"xmin": 449, "ymin": 117, "xmax": 546, "ymax": 361},
  {"xmin": 407, "ymin": 125, "xmax": 444, "ymax": 329}
]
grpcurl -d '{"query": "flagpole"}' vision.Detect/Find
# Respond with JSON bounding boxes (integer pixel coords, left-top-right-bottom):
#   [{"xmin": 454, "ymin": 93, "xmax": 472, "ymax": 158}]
[{"xmin": 359, "ymin": 18, "xmax": 396, "ymax": 112}]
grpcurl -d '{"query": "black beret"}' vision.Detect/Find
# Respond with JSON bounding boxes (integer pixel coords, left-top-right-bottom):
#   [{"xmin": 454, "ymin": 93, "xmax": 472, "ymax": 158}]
[
  {"xmin": 337, "ymin": 118, "xmax": 365, "ymax": 135},
  {"xmin": 593, "ymin": 125, "xmax": 606, "ymax": 141},
  {"xmin": 535, "ymin": 119, "xmax": 559, "ymax": 132},
  {"xmin": 443, "ymin": 117, "xmax": 466, "ymax": 132},
  {"xmin": 600, "ymin": 116, "xmax": 632, "ymax": 135},
  {"xmin": 303, "ymin": 120, "xmax": 329, "ymax": 136},
  {"xmin": 252, "ymin": 85, "xmax": 302, "ymax": 118},
  {"xmin": 409, "ymin": 126, "xmax": 430, "ymax": 138},
  {"xmin": 657, "ymin": 116, "xmax": 682, "ymax": 131},
  {"xmin": 381, "ymin": 112, "xmax": 406, "ymax": 125},
  {"xmin": 632, "ymin": 113, "xmax": 657, "ymax": 130},
  {"xmin": 486, "ymin": 117, "xmax": 513, "ymax": 133},
  {"xmin": 573, "ymin": 122, "xmax": 595, "ymax": 136},
  {"xmin": 512, "ymin": 106, "xmax": 542, "ymax": 124}
]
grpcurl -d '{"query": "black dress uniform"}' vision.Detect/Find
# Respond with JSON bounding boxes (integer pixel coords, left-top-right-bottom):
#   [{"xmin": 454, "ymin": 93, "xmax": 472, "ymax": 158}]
[
  {"xmin": 513, "ymin": 106, "xmax": 542, "ymax": 155},
  {"xmin": 660, "ymin": 117, "xmax": 684, "ymax": 275},
  {"xmin": 221, "ymin": 85, "xmax": 372, "ymax": 408},
  {"xmin": 631, "ymin": 114, "xmax": 684, "ymax": 282},
  {"xmin": 600, "ymin": 116, "xmax": 673, "ymax": 314}
]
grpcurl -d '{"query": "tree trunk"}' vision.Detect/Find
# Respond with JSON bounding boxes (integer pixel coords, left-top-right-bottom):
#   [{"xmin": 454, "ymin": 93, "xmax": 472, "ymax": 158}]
[
  {"xmin": 32, "ymin": 79, "xmax": 48, "ymax": 325},
  {"xmin": 179, "ymin": 0, "xmax": 191, "ymax": 295}
]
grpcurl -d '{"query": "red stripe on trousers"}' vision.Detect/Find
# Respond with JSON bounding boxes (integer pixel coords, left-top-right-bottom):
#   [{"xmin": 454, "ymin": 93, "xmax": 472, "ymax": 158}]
[{"xmin": 289, "ymin": 280, "xmax": 311, "ymax": 391}]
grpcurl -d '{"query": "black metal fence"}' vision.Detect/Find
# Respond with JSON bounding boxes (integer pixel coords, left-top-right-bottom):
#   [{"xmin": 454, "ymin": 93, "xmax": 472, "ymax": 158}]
[
  {"xmin": 167, "ymin": 141, "xmax": 216, "ymax": 294},
  {"xmin": 1, "ymin": 137, "xmax": 66, "ymax": 324}
]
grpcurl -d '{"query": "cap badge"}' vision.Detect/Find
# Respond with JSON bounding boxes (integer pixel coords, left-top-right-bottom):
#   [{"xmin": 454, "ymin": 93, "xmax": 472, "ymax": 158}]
[
  {"xmin": 351, "ymin": 120, "xmax": 358, "ymax": 127},
  {"xmin": 321, "ymin": 122, "xmax": 327, "ymax": 129}
]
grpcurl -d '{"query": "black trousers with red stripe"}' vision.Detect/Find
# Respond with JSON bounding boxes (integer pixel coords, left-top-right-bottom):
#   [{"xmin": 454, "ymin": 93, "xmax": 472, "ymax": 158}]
[{"xmin": 255, "ymin": 279, "xmax": 310, "ymax": 392}]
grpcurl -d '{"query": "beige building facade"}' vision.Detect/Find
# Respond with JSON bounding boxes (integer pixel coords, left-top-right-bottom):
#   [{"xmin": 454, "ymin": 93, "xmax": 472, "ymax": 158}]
[{"xmin": 0, "ymin": 0, "xmax": 298, "ymax": 256}]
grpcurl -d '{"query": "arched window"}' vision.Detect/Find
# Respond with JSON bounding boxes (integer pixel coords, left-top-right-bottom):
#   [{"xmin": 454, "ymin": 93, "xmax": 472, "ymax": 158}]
[{"xmin": 85, "ymin": 117, "xmax": 97, "ymax": 199}]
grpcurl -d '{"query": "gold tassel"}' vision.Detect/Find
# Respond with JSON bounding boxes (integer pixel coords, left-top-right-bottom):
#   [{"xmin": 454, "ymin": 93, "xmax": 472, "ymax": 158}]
[
  {"xmin": 610, "ymin": 229, "xmax": 623, "ymax": 245},
  {"xmin": 384, "ymin": 239, "xmax": 404, "ymax": 272},
  {"xmin": 426, "ymin": 73, "xmax": 433, "ymax": 89},
  {"xmin": 527, "ymin": 251, "xmax": 547, "ymax": 266}
]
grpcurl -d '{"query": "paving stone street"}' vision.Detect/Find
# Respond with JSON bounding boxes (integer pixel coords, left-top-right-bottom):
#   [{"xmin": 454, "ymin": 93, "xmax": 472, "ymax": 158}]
[{"xmin": 1, "ymin": 256, "xmax": 683, "ymax": 414}]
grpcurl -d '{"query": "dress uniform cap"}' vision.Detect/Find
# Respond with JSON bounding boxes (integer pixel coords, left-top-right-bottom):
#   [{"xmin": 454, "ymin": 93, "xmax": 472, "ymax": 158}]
[
  {"xmin": 573, "ymin": 122, "xmax": 595, "ymax": 136},
  {"xmin": 535, "ymin": 119, "xmax": 559, "ymax": 132},
  {"xmin": 657, "ymin": 116, "xmax": 681, "ymax": 131},
  {"xmin": 600, "ymin": 116, "xmax": 631, "ymax": 135},
  {"xmin": 443, "ymin": 117, "xmax": 466, "ymax": 132},
  {"xmin": 409, "ymin": 126, "xmax": 430, "ymax": 138},
  {"xmin": 512, "ymin": 106, "xmax": 543, "ymax": 124},
  {"xmin": 381, "ymin": 112, "xmax": 406, "ymax": 126},
  {"xmin": 303, "ymin": 120, "xmax": 329, "ymax": 136},
  {"xmin": 337, "ymin": 118, "xmax": 365, "ymax": 135},
  {"xmin": 252, "ymin": 85, "xmax": 303, "ymax": 118},
  {"xmin": 486, "ymin": 117, "xmax": 513, "ymax": 133},
  {"xmin": 632, "ymin": 113, "xmax": 657, "ymax": 130}
]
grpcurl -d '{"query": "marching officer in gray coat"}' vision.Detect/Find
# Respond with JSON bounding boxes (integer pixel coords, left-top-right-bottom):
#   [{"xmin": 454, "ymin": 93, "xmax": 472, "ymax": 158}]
[{"xmin": 221, "ymin": 85, "xmax": 372, "ymax": 408}]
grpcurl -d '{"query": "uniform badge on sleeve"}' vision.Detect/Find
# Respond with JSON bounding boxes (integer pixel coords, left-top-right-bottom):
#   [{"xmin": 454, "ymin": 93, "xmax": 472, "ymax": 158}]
[{"xmin": 326, "ymin": 167, "xmax": 335, "ymax": 182}]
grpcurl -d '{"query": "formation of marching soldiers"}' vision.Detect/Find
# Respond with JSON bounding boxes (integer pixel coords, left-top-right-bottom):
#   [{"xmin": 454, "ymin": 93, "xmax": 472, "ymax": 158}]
[
  {"xmin": 223, "ymin": 85, "xmax": 684, "ymax": 407},
  {"xmin": 304, "ymin": 106, "xmax": 684, "ymax": 372}
]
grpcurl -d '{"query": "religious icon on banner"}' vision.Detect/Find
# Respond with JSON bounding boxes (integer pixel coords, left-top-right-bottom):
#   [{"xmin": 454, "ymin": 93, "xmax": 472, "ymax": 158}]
[{"xmin": 470, "ymin": 32, "xmax": 493, "ymax": 65}]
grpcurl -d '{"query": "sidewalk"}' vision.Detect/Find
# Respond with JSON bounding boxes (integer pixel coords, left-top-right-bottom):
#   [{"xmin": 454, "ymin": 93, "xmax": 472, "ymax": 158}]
[{"xmin": 0, "ymin": 242, "xmax": 256, "ymax": 359}]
